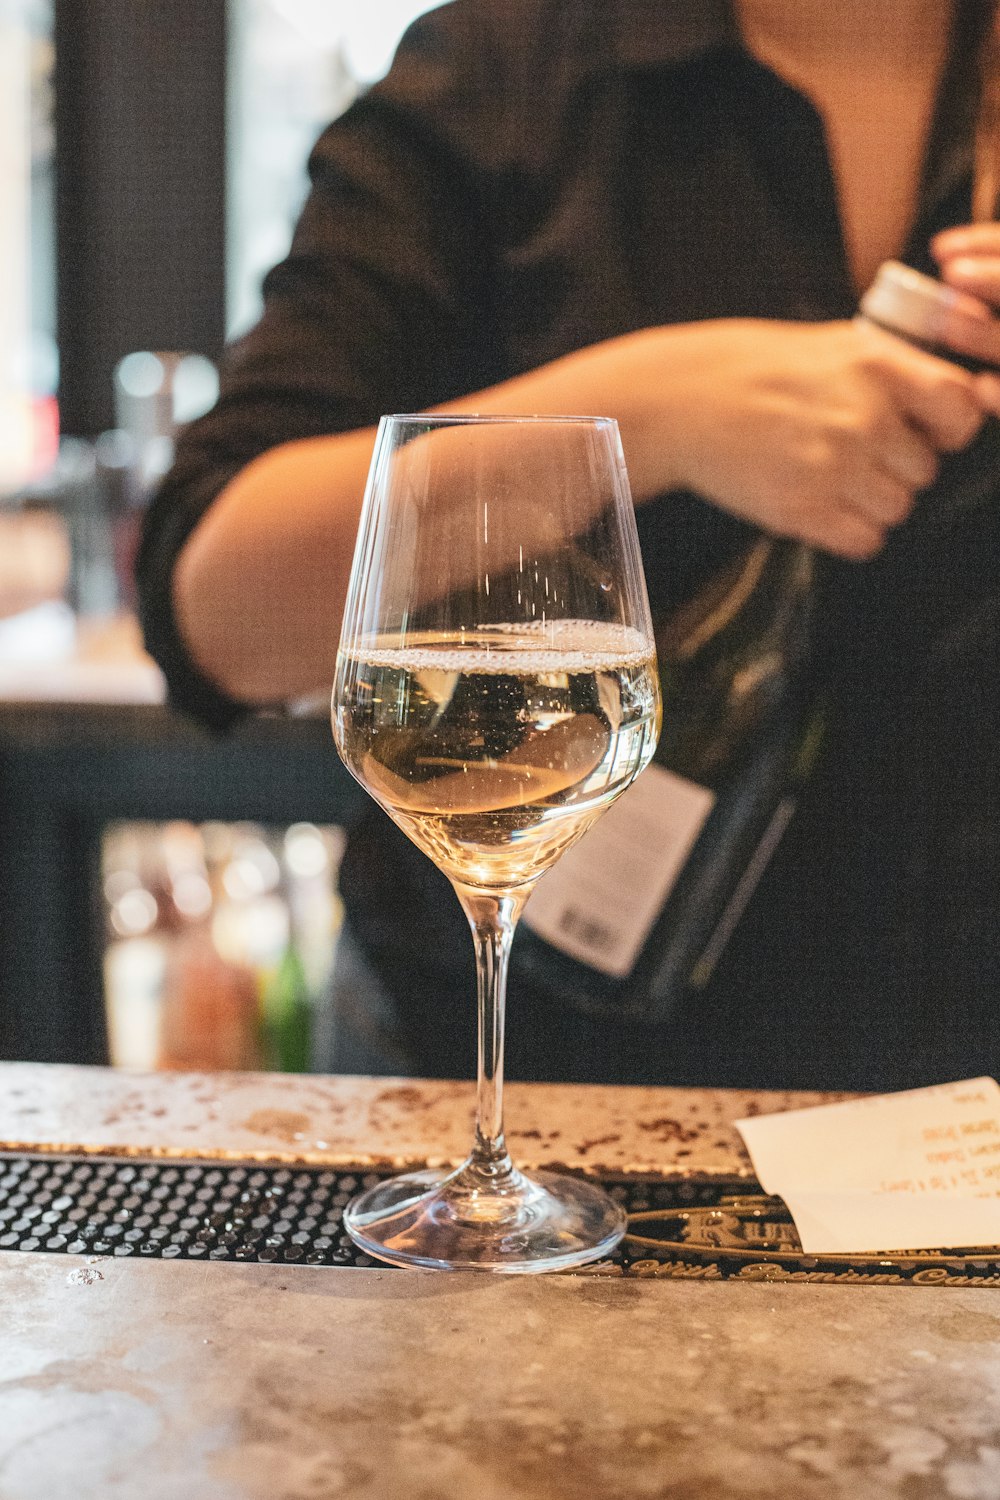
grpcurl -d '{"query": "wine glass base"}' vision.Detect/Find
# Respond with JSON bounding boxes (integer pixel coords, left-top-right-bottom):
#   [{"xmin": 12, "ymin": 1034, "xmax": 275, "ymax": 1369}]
[{"xmin": 343, "ymin": 1163, "xmax": 627, "ymax": 1273}]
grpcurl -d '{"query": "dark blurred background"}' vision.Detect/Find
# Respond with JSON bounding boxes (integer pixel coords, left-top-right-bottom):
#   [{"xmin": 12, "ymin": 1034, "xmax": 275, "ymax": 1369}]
[
  {"xmin": 10, "ymin": 0, "xmax": 443, "ymax": 447},
  {"xmin": 0, "ymin": 0, "xmax": 443, "ymax": 1073}
]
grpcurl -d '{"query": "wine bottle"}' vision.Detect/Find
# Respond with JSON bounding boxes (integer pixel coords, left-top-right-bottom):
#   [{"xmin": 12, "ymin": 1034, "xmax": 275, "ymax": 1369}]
[
  {"xmin": 515, "ymin": 533, "xmax": 821, "ymax": 1023},
  {"xmin": 517, "ymin": 18, "xmax": 1000, "ymax": 1026},
  {"xmin": 515, "ymin": 251, "xmax": 1000, "ymax": 1025}
]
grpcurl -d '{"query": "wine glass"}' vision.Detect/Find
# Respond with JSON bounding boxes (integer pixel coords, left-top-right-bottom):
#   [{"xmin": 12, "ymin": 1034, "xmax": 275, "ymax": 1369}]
[{"xmin": 332, "ymin": 414, "xmax": 660, "ymax": 1271}]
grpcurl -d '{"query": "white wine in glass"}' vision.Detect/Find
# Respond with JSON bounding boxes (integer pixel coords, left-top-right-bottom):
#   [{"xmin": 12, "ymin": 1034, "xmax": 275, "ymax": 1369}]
[{"xmin": 332, "ymin": 414, "xmax": 660, "ymax": 1271}]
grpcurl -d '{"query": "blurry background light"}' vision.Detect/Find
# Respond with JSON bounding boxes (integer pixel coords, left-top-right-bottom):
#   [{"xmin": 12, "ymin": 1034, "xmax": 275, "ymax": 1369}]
[
  {"xmin": 116, "ymin": 351, "xmax": 166, "ymax": 401},
  {"xmin": 227, "ymin": 0, "xmax": 446, "ymax": 337},
  {"xmin": 267, "ymin": 0, "xmax": 449, "ymax": 83},
  {"xmin": 110, "ymin": 886, "xmax": 158, "ymax": 938},
  {"xmin": 283, "ymin": 822, "xmax": 329, "ymax": 880}
]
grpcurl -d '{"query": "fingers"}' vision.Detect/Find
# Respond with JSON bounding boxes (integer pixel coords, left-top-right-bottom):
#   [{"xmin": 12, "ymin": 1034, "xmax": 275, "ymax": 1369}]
[
  {"xmin": 806, "ymin": 399, "xmax": 954, "ymax": 560},
  {"xmin": 867, "ymin": 416, "xmax": 938, "ymax": 492},
  {"xmin": 931, "ymin": 224, "xmax": 1000, "ymax": 303},
  {"xmin": 804, "ymin": 322, "xmax": 995, "ymax": 559},
  {"xmin": 908, "ymin": 371, "xmax": 985, "ymax": 452},
  {"xmin": 874, "ymin": 343, "xmax": 985, "ymax": 452},
  {"xmin": 839, "ymin": 320, "xmax": 980, "ymax": 452},
  {"xmin": 931, "ymin": 224, "xmax": 1000, "ymax": 261},
  {"xmin": 974, "ymin": 369, "xmax": 1000, "ymax": 419},
  {"xmin": 827, "ymin": 362, "xmax": 988, "ymax": 558},
  {"xmin": 855, "ymin": 466, "xmax": 918, "ymax": 529},
  {"xmin": 931, "ymin": 294, "xmax": 1000, "ymax": 367},
  {"xmin": 800, "ymin": 507, "xmax": 884, "ymax": 562},
  {"xmin": 833, "ymin": 441, "xmax": 920, "ymax": 555},
  {"xmin": 930, "ymin": 226, "xmax": 1000, "ymax": 354},
  {"xmin": 813, "ymin": 461, "xmax": 922, "ymax": 561},
  {"xmin": 779, "ymin": 446, "xmax": 917, "ymax": 561},
  {"xmin": 779, "ymin": 495, "xmax": 881, "ymax": 561},
  {"xmin": 938, "ymin": 255, "xmax": 1000, "ymax": 298},
  {"xmin": 774, "ymin": 338, "xmax": 976, "ymax": 560}
]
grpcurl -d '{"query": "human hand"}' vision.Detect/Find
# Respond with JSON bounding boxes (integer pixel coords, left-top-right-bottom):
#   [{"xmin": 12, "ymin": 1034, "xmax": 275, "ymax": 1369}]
[
  {"xmin": 930, "ymin": 223, "xmax": 1000, "ymax": 369},
  {"xmin": 932, "ymin": 222, "xmax": 1000, "ymax": 306},
  {"xmin": 622, "ymin": 317, "xmax": 993, "ymax": 560}
]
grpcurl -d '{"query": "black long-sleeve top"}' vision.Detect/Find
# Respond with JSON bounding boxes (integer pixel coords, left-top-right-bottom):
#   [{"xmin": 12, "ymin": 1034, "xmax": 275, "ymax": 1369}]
[{"xmin": 138, "ymin": 0, "xmax": 1000, "ymax": 1090}]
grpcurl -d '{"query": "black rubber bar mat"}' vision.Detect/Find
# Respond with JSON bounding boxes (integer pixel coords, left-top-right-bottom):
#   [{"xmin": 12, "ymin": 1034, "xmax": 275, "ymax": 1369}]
[{"xmin": 1, "ymin": 1152, "xmax": 996, "ymax": 1284}]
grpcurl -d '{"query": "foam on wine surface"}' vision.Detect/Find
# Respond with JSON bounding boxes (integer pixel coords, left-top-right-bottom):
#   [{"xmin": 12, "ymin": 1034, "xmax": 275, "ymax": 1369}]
[{"xmin": 354, "ymin": 620, "xmax": 654, "ymax": 674}]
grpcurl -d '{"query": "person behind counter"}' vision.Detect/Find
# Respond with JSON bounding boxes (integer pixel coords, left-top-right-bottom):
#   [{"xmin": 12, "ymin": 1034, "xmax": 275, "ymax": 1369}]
[{"xmin": 138, "ymin": 0, "xmax": 1000, "ymax": 1092}]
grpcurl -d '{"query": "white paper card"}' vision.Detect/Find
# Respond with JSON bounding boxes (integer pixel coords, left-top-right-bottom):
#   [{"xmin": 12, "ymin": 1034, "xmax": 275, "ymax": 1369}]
[
  {"xmin": 735, "ymin": 1077, "xmax": 1000, "ymax": 1253},
  {"xmin": 521, "ymin": 763, "xmax": 715, "ymax": 978}
]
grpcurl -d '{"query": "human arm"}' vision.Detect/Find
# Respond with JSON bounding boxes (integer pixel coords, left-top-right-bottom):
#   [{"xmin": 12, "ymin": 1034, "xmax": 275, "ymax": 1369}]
[
  {"xmin": 144, "ymin": 3, "xmax": 1000, "ymax": 714},
  {"xmin": 173, "ymin": 314, "xmax": 996, "ymax": 705}
]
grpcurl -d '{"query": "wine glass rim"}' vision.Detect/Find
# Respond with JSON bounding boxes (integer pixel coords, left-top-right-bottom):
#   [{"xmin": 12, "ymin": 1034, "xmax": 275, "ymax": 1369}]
[{"xmin": 383, "ymin": 412, "xmax": 618, "ymax": 428}]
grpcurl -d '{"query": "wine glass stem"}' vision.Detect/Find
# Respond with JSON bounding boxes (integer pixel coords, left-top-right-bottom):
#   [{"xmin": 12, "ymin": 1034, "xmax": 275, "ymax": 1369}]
[{"xmin": 457, "ymin": 888, "xmax": 526, "ymax": 1180}]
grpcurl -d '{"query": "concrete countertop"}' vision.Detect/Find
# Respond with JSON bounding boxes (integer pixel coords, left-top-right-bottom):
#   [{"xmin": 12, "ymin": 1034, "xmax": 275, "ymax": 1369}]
[{"xmin": 0, "ymin": 1063, "xmax": 997, "ymax": 1500}]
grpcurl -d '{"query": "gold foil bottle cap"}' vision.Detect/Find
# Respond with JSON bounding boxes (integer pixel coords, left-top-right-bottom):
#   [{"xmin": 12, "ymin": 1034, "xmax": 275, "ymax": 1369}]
[{"xmin": 858, "ymin": 260, "xmax": 983, "ymax": 348}]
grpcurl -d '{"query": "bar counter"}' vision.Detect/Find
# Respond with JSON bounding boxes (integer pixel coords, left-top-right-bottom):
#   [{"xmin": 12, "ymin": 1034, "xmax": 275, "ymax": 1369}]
[{"xmin": 1, "ymin": 1063, "xmax": 998, "ymax": 1500}]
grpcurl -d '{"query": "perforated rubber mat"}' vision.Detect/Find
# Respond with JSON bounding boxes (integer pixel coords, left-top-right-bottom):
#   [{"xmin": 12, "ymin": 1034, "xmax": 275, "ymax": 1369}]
[
  {"xmin": 3, "ymin": 1153, "xmax": 994, "ymax": 1282},
  {"xmin": 0, "ymin": 1152, "xmax": 724, "ymax": 1270}
]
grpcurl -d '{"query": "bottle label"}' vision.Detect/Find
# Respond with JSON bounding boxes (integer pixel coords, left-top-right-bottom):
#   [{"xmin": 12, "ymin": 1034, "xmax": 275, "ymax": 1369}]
[{"xmin": 521, "ymin": 764, "xmax": 716, "ymax": 978}]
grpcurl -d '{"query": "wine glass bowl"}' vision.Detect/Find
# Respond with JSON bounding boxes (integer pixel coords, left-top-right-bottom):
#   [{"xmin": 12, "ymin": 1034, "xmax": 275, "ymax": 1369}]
[{"xmin": 332, "ymin": 414, "xmax": 659, "ymax": 1271}]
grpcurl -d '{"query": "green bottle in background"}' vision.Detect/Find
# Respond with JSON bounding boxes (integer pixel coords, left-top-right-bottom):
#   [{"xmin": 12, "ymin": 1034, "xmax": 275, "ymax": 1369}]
[{"xmin": 262, "ymin": 938, "xmax": 312, "ymax": 1073}]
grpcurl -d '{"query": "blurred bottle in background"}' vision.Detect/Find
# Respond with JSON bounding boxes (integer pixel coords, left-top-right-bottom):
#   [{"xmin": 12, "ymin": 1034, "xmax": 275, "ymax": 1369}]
[
  {"xmin": 0, "ymin": 350, "xmax": 218, "ymax": 645},
  {"xmin": 102, "ymin": 818, "xmax": 344, "ymax": 1073},
  {"xmin": 155, "ymin": 821, "xmax": 263, "ymax": 1073},
  {"xmin": 100, "ymin": 351, "xmax": 219, "ymax": 611}
]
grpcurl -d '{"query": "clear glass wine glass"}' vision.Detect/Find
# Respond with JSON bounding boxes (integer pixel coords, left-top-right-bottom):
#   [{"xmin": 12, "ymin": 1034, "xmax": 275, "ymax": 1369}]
[{"xmin": 332, "ymin": 414, "xmax": 660, "ymax": 1271}]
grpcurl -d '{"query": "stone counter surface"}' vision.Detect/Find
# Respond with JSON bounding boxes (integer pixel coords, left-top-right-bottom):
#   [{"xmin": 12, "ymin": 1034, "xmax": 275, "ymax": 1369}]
[
  {"xmin": 0, "ymin": 1060, "xmax": 835, "ymax": 1174},
  {"xmin": 4, "ymin": 1254, "xmax": 999, "ymax": 1500},
  {"xmin": 1, "ymin": 1063, "xmax": 997, "ymax": 1500}
]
